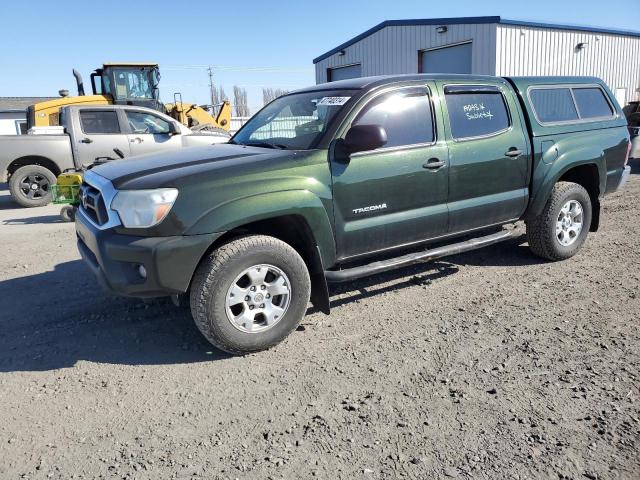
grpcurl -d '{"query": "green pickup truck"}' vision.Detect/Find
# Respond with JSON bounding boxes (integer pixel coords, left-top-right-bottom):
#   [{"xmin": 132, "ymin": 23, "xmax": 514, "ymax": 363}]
[{"xmin": 75, "ymin": 74, "xmax": 631, "ymax": 354}]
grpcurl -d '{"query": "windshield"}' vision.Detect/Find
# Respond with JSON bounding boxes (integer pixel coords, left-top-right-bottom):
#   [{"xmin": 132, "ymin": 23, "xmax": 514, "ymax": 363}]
[
  {"xmin": 111, "ymin": 68, "xmax": 155, "ymax": 100},
  {"xmin": 232, "ymin": 90, "xmax": 356, "ymax": 150}
]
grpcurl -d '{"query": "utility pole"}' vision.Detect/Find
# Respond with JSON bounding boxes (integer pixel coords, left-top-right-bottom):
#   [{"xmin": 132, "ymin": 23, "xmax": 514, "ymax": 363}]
[{"xmin": 207, "ymin": 65, "xmax": 215, "ymax": 115}]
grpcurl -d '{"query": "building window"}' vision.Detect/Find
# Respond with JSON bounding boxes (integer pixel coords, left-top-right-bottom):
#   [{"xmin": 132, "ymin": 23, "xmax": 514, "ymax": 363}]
[
  {"xmin": 444, "ymin": 88, "xmax": 510, "ymax": 139},
  {"xmin": 352, "ymin": 88, "xmax": 434, "ymax": 148},
  {"xmin": 327, "ymin": 64, "xmax": 362, "ymax": 82},
  {"xmin": 15, "ymin": 120, "xmax": 27, "ymax": 135}
]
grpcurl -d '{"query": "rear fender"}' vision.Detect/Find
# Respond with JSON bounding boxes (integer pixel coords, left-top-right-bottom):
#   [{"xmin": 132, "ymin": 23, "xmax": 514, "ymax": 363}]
[{"xmin": 528, "ymin": 144, "xmax": 605, "ymax": 219}]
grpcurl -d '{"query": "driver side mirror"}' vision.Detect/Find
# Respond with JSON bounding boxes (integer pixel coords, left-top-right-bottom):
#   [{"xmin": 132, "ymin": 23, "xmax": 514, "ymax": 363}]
[
  {"xmin": 343, "ymin": 124, "xmax": 387, "ymax": 154},
  {"xmin": 168, "ymin": 122, "xmax": 181, "ymax": 136}
]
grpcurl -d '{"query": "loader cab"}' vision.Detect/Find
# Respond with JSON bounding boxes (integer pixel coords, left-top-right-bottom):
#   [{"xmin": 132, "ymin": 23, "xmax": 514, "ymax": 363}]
[{"xmin": 91, "ymin": 63, "xmax": 162, "ymax": 111}]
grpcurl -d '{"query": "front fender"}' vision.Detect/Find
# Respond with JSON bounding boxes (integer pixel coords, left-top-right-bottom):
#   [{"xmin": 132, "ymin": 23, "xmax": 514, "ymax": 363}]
[
  {"xmin": 185, "ymin": 189, "xmax": 337, "ymax": 267},
  {"xmin": 528, "ymin": 143, "xmax": 606, "ymax": 218}
]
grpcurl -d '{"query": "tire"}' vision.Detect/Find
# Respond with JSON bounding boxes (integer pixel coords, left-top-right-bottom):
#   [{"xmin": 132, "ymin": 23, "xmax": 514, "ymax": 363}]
[
  {"xmin": 190, "ymin": 235, "xmax": 311, "ymax": 355},
  {"xmin": 60, "ymin": 205, "xmax": 75, "ymax": 222},
  {"xmin": 526, "ymin": 181, "xmax": 592, "ymax": 261},
  {"xmin": 9, "ymin": 165, "xmax": 56, "ymax": 207}
]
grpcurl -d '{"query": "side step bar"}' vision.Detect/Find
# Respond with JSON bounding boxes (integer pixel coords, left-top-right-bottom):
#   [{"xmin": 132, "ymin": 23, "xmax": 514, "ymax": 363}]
[{"xmin": 324, "ymin": 230, "xmax": 513, "ymax": 282}]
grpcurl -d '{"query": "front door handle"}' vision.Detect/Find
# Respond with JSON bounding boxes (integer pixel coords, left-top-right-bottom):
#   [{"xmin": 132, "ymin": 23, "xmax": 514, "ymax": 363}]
[
  {"xmin": 505, "ymin": 148, "xmax": 522, "ymax": 157},
  {"xmin": 130, "ymin": 137, "xmax": 144, "ymax": 144},
  {"xmin": 423, "ymin": 158, "xmax": 445, "ymax": 170},
  {"xmin": 80, "ymin": 138, "xmax": 93, "ymax": 144}
]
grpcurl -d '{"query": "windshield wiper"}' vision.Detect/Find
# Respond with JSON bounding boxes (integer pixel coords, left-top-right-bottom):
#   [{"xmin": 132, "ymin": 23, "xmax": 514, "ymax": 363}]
[{"xmin": 244, "ymin": 142, "xmax": 288, "ymax": 150}]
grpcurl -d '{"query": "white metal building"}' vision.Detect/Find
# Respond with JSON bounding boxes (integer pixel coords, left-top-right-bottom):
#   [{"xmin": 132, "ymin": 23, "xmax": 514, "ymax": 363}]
[
  {"xmin": 0, "ymin": 97, "xmax": 56, "ymax": 135},
  {"xmin": 313, "ymin": 16, "xmax": 640, "ymax": 105}
]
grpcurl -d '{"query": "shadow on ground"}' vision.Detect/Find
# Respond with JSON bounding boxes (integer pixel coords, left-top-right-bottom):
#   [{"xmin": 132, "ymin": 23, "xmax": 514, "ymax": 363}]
[
  {"xmin": 3, "ymin": 214, "xmax": 64, "ymax": 225},
  {"xmin": 0, "ymin": 232, "xmax": 539, "ymax": 373},
  {"xmin": 0, "ymin": 260, "xmax": 232, "ymax": 372},
  {"xmin": 0, "ymin": 183, "xmax": 20, "ymax": 210},
  {"xmin": 320, "ymin": 233, "xmax": 538, "ymax": 308}
]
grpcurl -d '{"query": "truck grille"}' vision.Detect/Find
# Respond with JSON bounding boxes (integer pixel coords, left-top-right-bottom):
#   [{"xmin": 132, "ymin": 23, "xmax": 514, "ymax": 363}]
[{"xmin": 79, "ymin": 182, "xmax": 109, "ymax": 226}]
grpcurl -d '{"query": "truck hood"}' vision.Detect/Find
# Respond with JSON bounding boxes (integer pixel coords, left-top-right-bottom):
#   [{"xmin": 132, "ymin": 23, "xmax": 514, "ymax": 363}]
[{"xmin": 91, "ymin": 144, "xmax": 293, "ymax": 189}]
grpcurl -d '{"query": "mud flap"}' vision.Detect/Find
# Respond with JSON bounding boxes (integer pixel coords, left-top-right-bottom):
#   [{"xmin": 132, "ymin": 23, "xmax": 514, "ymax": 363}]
[
  {"xmin": 310, "ymin": 246, "xmax": 330, "ymax": 314},
  {"xmin": 590, "ymin": 199, "xmax": 600, "ymax": 232}
]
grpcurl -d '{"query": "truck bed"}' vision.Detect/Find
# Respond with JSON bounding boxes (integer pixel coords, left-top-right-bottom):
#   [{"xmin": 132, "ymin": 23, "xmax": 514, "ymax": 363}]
[{"xmin": 0, "ymin": 134, "xmax": 73, "ymax": 182}]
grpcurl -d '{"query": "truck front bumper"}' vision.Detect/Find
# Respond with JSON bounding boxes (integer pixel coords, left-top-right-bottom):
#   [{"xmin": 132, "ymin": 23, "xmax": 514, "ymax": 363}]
[{"xmin": 75, "ymin": 211, "xmax": 223, "ymax": 298}]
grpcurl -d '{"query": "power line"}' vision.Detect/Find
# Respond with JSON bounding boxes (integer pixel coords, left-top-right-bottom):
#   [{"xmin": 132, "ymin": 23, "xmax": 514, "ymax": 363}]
[
  {"xmin": 163, "ymin": 64, "xmax": 313, "ymax": 73},
  {"xmin": 162, "ymin": 83, "xmax": 308, "ymax": 88}
]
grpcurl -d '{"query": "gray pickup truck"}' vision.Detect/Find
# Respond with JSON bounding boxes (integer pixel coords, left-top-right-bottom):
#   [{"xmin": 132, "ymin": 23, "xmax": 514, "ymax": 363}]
[{"xmin": 0, "ymin": 104, "xmax": 229, "ymax": 207}]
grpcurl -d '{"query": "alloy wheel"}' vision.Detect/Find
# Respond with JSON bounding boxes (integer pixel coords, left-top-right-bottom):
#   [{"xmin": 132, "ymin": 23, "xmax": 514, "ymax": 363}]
[
  {"xmin": 225, "ymin": 264, "xmax": 292, "ymax": 333},
  {"xmin": 556, "ymin": 199, "xmax": 583, "ymax": 246}
]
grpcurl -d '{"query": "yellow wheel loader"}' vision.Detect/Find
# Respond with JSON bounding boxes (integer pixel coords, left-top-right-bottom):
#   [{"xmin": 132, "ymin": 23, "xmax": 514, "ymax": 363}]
[{"xmin": 26, "ymin": 63, "xmax": 231, "ymax": 133}]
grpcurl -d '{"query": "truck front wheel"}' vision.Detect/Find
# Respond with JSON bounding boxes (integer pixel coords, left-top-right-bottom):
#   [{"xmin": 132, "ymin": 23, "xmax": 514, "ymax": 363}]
[
  {"xmin": 190, "ymin": 235, "xmax": 311, "ymax": 355},
  {"xmin": 9, "ymin": 165, "xmax": 56, "ymax": 208},
  {"xmin": 526, "ymin": 181, "xmax": 592, "ymax": 261}
]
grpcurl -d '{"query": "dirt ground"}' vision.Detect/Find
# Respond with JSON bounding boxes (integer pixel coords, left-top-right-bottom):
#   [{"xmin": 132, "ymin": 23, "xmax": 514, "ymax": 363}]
[{"xmin": 1, "ymin": 165, "xmax": 639, "ymax": 480}]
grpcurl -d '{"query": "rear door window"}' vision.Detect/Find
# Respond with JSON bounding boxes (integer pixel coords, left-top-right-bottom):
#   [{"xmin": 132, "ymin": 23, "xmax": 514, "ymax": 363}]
[
  {"xmin": 444, "ymin": 88, "xmax": 510, "ymax": 139},
  {"xmin": 80, "ymin": 110, "xmax": 121, "ymax": 134},
  {"xmin": 529, "ymin": 88, "xmax": 579, "ymax": 123},
  {"xmin": 352, "ymin": 88, "xmax": 434, "ymax": 148},
  {"xmin": 573, "ymin": 87, "xmax": 614, "ymax": 119}
]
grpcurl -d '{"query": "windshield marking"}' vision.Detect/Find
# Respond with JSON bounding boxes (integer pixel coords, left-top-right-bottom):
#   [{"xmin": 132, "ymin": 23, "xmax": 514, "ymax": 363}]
[{"xmin": 317, "ymin": 96, "xmax": 351, "ymax": 106}]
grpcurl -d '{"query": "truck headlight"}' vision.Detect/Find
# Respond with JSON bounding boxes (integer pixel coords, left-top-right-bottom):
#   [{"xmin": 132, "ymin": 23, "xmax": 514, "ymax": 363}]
[{"xmin": 111, "ymin": 188, "xmax": 178, "ymax": 228}]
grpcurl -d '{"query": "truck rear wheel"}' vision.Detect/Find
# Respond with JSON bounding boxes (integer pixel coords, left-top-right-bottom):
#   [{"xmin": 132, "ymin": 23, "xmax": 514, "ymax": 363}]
[
  {"xmin": 190, "ymin": 235, "xmax": 311, "ymax": 355},
  {"xmin": 9, "ymin": 165, "xmax": 56, "ymax": 207},
  {"xmin": 526, "ymin": 181, "xmax": 592, "ymax": 261}
]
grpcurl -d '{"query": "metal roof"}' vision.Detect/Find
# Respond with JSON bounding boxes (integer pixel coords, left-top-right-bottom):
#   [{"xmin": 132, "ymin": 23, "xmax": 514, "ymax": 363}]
[
  {"xmin": 313, "ymin": 16, "xmax": 640, "ymax": 64},
  {"xmin": 0, "ymin": 97, "xmax": 57, "ymax": 111}
]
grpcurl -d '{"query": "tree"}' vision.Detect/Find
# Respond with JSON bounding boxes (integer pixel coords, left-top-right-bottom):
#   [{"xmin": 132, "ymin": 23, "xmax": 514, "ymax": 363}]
[
  {"xmin": 210, "ymin": 86, "xmax": 219, "ymax": 109},
  {"xmin": 209, "ymin": 86, "xmax": 229, "ymax": 116},
  {"xmin": 218, "ymin": 86, "xmax": 228, "ymax": 102},
  {"xmin": 233, "ymin": 86, "xmax": 250, "ymax": 117},
  {"xmin": 262, "ymin": 87, "xmax": 289, "ymax": 105}
]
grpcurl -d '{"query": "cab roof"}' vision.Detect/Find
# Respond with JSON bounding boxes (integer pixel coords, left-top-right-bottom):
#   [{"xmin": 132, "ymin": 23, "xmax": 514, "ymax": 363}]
[
  {"xmin": 102, "ymin": 63, "xmax": 159, "ymax": 68},
  {"xmin": 293, "ymin": 74, "xmax": 507, "ymax": 93},
  {"xmin": 293, "ymin": 74, "xmax": 628, "ymax": 137}
]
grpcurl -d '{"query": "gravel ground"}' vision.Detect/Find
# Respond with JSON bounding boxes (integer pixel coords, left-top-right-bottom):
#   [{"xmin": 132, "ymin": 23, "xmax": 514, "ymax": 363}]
[{"xmin": 0, "ymin": 166, "xmax": 639, "ymax": 480}]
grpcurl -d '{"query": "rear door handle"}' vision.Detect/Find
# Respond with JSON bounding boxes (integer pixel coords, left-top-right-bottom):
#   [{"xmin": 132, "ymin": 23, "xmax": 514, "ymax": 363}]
[
  {"xmin": 423, "ymin": 158, "xmax": 445, "ymax": 170},
  {"xmin": 505, "ymin": 148, "xmax": 522, "ymax": 157},
  {"xmin": 80, "ymin": 138, "xmax": 93, "ymax": 144}
]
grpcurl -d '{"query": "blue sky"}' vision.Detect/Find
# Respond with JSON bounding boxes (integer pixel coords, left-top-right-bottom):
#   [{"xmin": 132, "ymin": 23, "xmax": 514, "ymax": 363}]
[{"xmin": 1, "ymin": 0, "xmax": 638, "ymax": 113}]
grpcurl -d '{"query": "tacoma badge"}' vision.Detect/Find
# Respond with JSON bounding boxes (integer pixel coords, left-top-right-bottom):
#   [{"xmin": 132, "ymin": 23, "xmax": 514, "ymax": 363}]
[{"xmin": 353, "ymin": 203, "xmax": 387, "ymax": 214}]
